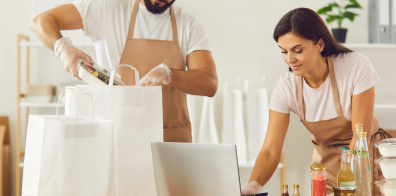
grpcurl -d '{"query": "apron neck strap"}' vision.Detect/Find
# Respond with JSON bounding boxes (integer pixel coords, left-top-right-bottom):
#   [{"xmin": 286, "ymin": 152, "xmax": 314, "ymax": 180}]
[
  {"xmin": 297, "ymin": 56, "xmax": 343, "ymax": 120},
  {"xmin": 327, "ymin": 56, "xmax": 343, "ymax": 117},
  {"xmin": 127, "ymin": 0, "xmax": 179, "ymax": 45}
]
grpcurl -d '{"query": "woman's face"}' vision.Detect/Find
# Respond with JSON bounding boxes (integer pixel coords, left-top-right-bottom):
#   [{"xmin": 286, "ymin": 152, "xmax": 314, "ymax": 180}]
[{"xmin": 278, "ymin": 32, "xmax": 324, "ymax": 76}]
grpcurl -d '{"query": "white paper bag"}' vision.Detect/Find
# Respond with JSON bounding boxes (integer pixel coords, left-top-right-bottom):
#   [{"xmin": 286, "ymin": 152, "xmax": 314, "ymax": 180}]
[
  {"xmin": 22, "ymin": 93, "xmax": 116, "ymax": 196},
  {"xmin": 65, "ymin": 65, "xmax": 163, "ymax": 196}
]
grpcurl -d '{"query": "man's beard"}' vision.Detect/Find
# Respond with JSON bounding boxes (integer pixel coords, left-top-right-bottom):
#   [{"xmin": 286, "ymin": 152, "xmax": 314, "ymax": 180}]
[{"xmin": 144, "ymin": 0, "xmax": 176, "ymax": 14}]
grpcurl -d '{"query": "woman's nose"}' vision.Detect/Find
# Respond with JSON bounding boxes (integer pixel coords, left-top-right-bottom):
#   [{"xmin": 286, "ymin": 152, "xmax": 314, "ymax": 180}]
[{"xmin": 286, "ymin": 53, "xmax": 295, "ymax": 64}]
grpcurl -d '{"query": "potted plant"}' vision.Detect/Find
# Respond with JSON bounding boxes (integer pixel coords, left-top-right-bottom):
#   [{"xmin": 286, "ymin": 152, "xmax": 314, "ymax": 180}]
[{"xmin": 317, "ymin": 0, "xmax": 362, "ymax": 43}]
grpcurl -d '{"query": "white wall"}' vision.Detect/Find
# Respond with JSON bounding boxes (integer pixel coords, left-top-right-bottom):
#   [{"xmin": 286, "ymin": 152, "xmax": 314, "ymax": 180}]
[{"xmin": 4, "ymin": 0, "xmax": 396, "ymax": 196}]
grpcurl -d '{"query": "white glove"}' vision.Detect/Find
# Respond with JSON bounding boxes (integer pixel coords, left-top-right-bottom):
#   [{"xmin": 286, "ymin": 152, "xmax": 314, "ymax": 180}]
[
  {"xmin": 54, "ymin": 37, "xmax": 94, "ymax": 80},
  {"xmin": 140, "ymin": 63, "xmax": 172, "ymax": 86},
  {"xmin": 241, "ymin": 181, "xmax": 262, "ymax": 195}
]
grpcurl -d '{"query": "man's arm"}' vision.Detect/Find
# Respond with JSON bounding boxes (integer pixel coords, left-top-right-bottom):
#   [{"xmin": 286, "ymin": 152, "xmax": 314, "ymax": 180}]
[
  {"xmin": 169, "ymin": 50, "xmax": 218, "ymax": 97},
  {"xmin": 30, "ymin": 3, "xmax": 83, "ymax": 51}
]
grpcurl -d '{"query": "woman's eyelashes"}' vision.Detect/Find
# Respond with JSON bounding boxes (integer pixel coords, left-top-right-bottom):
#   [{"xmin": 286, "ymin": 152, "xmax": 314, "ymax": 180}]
[{"xmin": 281, "ymin": 50, "xmax": 303, "ymax": 54}]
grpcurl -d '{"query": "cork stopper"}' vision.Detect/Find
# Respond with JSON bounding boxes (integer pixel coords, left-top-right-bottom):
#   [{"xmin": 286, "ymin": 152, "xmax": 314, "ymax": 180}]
[
  {"xmin": 359, "ymin": 132, "xmax": 367, "ymax": 137},
  {"xmin": 294, "ymin": 185, "xmax": 299, "ymax": 188},
  {"xmin": 283, "ymin": 185, "xmax": 288, "ymax": 188}
]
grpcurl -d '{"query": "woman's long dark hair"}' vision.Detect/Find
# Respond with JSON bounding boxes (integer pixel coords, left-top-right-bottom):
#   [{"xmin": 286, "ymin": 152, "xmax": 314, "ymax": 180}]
[{"xmin": 273, "ymin": 8, "xmax": 352, "ymax": 71}]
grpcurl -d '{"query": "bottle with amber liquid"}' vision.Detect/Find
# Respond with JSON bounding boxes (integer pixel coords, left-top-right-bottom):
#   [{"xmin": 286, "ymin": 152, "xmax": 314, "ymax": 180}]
[
  {"xmin": 282, "ymin": 185, "xmax": 289, "ymax": 196},
  {"xmin": 337, "ymin": 147, "xmax": 355, "ymax": 186},
  {"xmin": 292, "ymin": 185, "xmax": 300, "ymax": 196}
]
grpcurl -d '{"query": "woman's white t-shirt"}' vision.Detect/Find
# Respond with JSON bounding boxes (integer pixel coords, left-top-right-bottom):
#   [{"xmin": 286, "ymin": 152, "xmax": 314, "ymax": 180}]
[
  {"xmin": 270, "ymin": 52, "xmax": 381, "ymax": 122},
  {"xmin": 72, "ymin": 0, "xmax": 210, "ymax": 70}
]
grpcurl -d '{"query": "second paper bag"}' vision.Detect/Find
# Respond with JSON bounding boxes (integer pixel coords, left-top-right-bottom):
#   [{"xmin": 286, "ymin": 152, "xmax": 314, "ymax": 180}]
[{"xmin": 65, "ymin": 66, "xmax": 163, "ymax": 196}]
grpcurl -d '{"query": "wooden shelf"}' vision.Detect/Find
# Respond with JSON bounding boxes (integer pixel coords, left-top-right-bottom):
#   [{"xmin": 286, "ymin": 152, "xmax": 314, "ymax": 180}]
[
  {"xmin": 343, "ymin": 43, "xmax": 396, "ymax": 49},
  {"xmin": 19, "ymin": 102, "xmax": 65, "ymax": 108}
]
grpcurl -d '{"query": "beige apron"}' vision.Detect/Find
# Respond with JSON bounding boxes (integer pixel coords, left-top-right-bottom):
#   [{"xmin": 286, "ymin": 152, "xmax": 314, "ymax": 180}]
[
  {"xmin": 117, "ymin": 0, "xmax": 192, "ymax": 143},
  {"xmin": 297, "ymin": 56, "xmax": 392, "ymax": 195}
]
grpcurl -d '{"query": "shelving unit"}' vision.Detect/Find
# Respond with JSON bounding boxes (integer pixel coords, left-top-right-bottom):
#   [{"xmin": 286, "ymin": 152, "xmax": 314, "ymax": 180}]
[{"xmin": 16, "ymin": 34, "xmax": 93, "ymax": 196}]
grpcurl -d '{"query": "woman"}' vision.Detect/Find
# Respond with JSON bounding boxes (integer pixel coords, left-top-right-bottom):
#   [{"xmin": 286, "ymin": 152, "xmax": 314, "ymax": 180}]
[{"xmin": 242, "ymin": 8, "xmax": 392, "ymax": 196}]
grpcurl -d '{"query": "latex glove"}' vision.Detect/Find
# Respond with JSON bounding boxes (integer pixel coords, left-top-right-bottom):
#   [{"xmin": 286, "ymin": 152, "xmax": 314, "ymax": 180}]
[
  {"xmin": 140, "ymin": 63, "xmax": 172, "ymax": 86},
  {"xmin": 241, "ymin": 181, "xmax": 262, "ymax": 195},
  {"xmin": 54, "ymin": 37, "xmax": 94, "ymax": 80}
]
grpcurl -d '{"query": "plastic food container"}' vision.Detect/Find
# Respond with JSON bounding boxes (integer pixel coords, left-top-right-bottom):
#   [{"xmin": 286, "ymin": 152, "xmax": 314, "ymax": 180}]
[
  {"xmin": 375, "ymin": 139, "xmax": 396, "ymax": 157},
  {"xmin": 77, "ymin": 59, "xmax": 125, "ymax": 86},
  {"xmin": 375, "ymin": 179, "xmax": 396, "ymax": 196},
  {"xmin": 375, "ymin": 157, "xmax": 396, "ymax": 179},
  {"xmin": 333, "ymin": 186, "xmax": 356, "ymax": 196}
]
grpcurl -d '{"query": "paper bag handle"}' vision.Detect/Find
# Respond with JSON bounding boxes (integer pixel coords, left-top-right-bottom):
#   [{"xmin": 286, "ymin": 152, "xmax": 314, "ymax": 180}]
[
  {"xmin": 74, "ymin": 93, "xmax": 94, "ymax": 123},
  {"xmin": 56, "ymin": 87, "xmax": 76, "ymax": 120},
  {"xmin": 109, "ymin": 64, "xmax": 140, "ymax": 86}
]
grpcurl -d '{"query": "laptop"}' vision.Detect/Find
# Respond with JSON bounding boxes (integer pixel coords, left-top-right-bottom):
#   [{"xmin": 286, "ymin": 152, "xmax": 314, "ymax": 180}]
[{"xmin": 151, "ymin": 142, "xmax": 268, "ymax": 196}]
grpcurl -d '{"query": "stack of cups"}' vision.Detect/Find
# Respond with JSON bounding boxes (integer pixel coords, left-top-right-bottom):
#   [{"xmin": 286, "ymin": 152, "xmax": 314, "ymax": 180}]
[{"xmin": 374, "ymin": 138, "xmax": 396, "ymax": 196}]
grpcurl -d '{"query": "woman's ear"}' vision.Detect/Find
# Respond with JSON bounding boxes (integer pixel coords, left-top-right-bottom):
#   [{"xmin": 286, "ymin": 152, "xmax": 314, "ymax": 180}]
[{"xmin": 318, "ymin": 38, "xmax": 325, "ymax": 52}]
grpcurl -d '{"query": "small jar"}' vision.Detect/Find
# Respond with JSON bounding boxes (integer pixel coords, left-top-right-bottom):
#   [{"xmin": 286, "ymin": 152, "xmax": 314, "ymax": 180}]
[
  {"xmin": 311, "ymin": 164, "xmax": 327, "ymax": 196},
  {"xmin": 333, "ymin": 186, "xmax": 357, "ymax": 196}
]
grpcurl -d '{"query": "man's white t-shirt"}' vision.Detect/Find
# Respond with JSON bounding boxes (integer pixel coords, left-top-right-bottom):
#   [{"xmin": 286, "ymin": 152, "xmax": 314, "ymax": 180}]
[
  {"xmin": 270, "ymin": 52, "xmax": 381, "ymax": 122},
  {"xmin": 72, "ymin": 0, "xmax": 210, "ymax": 70}
]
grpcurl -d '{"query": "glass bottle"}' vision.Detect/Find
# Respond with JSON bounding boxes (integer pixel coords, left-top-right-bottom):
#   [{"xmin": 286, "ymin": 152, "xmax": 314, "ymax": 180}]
[
  {"xmin": 352, "ymin": 123, "xmax": 363, "ymax": 172},
  {"xmin": 337, "ymin": 147, "xmax": 355, "ymax": 186},
  {"xmin": 293, "ymin": 185, "xmax": 300, "ymax": 196},
  {"xmin": 354, "ymin": 132, "xmax": 372, "ymax": 196},
  {"xmin": 311, "ymin": 164, "xmax": 327, "ymax": 196},
  {"xmin": 282, "ymin": 185, "xmax": 289, "ymax": 196}
]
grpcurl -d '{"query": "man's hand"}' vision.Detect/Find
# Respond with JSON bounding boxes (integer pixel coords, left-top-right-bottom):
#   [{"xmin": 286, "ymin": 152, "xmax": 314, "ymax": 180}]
[
  {"xmin": 54, "ymin": 37, "xmax": 94, "ymax": 80},
  {"xmin": 140, "ymin": 63, "xmax": 172, "ymax": 86},
  {"xmin": 241, "ymin": 181, "xmax": 262, "ymax": 195}
]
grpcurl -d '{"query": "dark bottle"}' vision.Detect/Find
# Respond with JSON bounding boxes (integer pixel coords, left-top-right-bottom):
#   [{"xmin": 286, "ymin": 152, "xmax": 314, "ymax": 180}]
[{"xmin": 282, "ymin": 185, "xmax": 289, "ymax": 196}]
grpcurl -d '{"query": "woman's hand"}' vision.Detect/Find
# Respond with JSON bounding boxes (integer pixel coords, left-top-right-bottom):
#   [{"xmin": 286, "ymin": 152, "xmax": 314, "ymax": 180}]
[{"xmin": 241, "ymin": 181, "xmax": 262, "ymax": 195}]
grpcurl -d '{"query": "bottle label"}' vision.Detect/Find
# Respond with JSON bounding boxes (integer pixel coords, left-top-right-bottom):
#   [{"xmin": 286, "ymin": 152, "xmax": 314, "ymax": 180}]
[{"xmin": 339, "ymin": 181, "xmax": 355, "ymax": 186}]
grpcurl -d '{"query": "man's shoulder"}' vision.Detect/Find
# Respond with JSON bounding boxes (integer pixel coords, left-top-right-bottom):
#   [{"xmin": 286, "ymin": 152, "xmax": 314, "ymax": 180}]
[{"xmin": 173, "ymin": 4, "xmax": 199, "ymax": 24}]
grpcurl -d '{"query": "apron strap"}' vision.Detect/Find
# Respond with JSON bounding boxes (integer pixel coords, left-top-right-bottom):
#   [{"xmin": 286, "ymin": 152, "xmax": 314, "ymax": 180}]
[
  {"xmin": 297, "ymin": 76, "xmax": 305, "ymax": 120},
  {"xmin": 127, "ymin": 1, "xmax": 179, "ymax": 45},
  {"xmin": 327, "ymin": 56, "xmax": 343, "ymax": 118},
  {"xmin": 127, "ymin": 0, "xmax": 140, "ymax": 40},
  {"xmin": 170, "ymin": 6, "xmax": 179, "ymax": 45}
]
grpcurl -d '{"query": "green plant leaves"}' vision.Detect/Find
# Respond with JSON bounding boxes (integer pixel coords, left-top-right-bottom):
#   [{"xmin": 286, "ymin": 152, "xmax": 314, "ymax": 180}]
[
  {"xmin": 344, "ymin": 11, "xmax": 359, "ymax": 22},
  {"xmin": 317, "ymin": 0, "xmax": 362, "ymax": 26},
  {"xmin": 326, "ymin": 14, "xmax": 340, "ymax": 23},
  {"xmin": 317, "ymin": 2, "xmax": 339, "ymax": 14}
]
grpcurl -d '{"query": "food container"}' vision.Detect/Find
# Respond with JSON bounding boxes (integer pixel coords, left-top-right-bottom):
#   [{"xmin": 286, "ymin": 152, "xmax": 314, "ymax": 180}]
[
  {"xmin": 333, "ymin": 186, "xmax": 356, "ymax": 196},
  {"xmin": 77, "ymin": 59, "xmax": 125, "ymax": 86},
  {"xmin": 311, "ymin": 164, "xmax": 327, "ymax": 196},
  {"xmin": 375, "ymin": 179, "xmax": 396, "ymax": 196},
  {"xmin": 375, "ymin": 157, "xmax": 396, "ymax": 179},
  {"xmin": 375, "ymin": 139, "xmax": 396, "ymax": 157}
]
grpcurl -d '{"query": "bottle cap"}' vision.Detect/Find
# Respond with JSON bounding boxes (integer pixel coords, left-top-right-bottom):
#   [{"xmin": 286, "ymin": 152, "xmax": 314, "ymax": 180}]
[
  {"xmin": 359, "ymin": 132, "xmax": 367, "ymax": 137},
  {"xmin": 311, "ymin": 163, "xmax": 326, "ymax": 171},
  {"xmin": 283, "ymin": 185, "xmax": 288, "ymax": 188},
  {"xmin": 294, "ymin": 185, "xmax": 299, "ymax": 188},
  {"xmin": 355, "ymin": 123, "xmax": 363, "ymax": 128},
  {"xmin": 341, "ymin": 147, "xmax": 350, "ymax": 150}
]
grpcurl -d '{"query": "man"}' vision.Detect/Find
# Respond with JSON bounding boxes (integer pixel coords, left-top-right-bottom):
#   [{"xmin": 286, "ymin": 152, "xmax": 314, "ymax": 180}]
[{"xmin": 30, "ymin": 0, "xmax": 218, "ymax": 143}]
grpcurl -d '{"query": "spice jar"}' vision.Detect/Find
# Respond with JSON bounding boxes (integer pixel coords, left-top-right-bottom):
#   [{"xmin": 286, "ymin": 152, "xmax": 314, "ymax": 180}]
[
  {"xmin": 333, "ymin": 186, "xmax": 357, "ymax": 196},
  {"xmin": 311, "ymin": 164, "xmax": 327, "ymax": 196}
]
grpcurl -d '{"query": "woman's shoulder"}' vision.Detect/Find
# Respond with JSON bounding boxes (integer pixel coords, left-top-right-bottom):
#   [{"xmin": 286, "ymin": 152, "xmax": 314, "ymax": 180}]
[{"xmin": 331, "ymin": 52, "xmax": 371, "ymax": 65}]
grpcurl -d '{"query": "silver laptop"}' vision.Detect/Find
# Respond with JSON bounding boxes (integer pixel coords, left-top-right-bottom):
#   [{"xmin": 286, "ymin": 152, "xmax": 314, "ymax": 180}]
[{"xmin": 151, "ymin": 142, "xmax": 242, "ymax": 196}]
